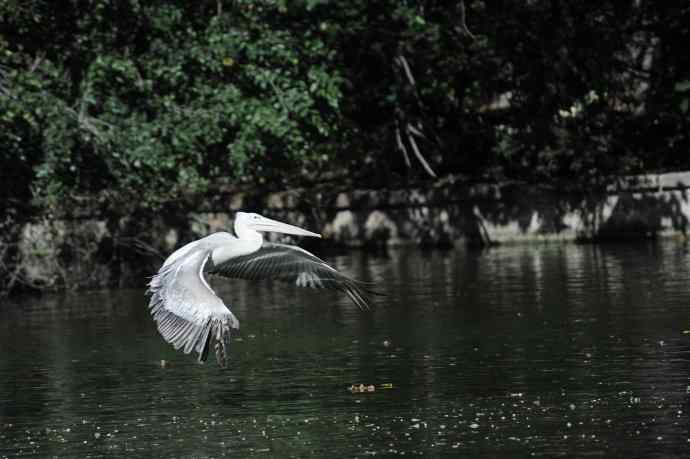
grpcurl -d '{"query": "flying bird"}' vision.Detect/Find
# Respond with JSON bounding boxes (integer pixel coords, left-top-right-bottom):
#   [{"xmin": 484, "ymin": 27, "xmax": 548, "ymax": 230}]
[{"xmin": 147, "ymin": 212, "xmax": 373, "ymax": 367}]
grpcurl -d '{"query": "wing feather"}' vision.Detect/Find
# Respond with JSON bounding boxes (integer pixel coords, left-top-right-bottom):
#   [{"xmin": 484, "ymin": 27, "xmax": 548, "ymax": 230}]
[
  {"xmin": 209, "ymin": 242, "xmax": 374, "ymax": 309},
  {"xmin": 147, "ymin": 249, "xmax": 239, "ymax": 366}
]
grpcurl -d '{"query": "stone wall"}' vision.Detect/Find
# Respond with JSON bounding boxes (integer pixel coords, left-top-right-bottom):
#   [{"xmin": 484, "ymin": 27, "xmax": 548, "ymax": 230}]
[
  {"xmin": 8, "ymin": 171, "xmax": 690, "ymax": 292},
  {"xmin": 214, "ymin": 171, "xmax": 690, "ymax": 247}
]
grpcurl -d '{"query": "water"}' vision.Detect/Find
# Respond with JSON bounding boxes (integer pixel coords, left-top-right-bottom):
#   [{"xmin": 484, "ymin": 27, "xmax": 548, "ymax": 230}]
[{"xmin": 1, "ymin": 241, "xmax": 690, "ymax": 457}]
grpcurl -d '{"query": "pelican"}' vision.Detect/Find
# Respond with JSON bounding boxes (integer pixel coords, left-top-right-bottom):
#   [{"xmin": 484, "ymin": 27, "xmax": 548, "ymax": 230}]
[{"xmin": 147, "ymin": 212, "xmax": 372, "ymax": 367}]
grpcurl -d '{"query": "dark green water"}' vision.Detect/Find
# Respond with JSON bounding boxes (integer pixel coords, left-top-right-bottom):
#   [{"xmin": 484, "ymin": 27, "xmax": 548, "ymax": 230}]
[{"xmin": 1, "ymin": 242, "xmax": 690, "ymax": 457}]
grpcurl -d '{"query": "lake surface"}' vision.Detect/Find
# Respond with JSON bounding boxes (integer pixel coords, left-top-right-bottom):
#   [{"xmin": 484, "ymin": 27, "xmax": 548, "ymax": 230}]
[{"xmin": 1, "ymin": 241, "xmax": 690, "ymax": 457}]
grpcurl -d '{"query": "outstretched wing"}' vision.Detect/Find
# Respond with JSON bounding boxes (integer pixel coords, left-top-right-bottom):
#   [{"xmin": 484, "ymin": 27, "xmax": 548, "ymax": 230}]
[
  {"xmin": 208, "ymin": 242, "xmax": 373, "ymax": 309},
  {"xmin": 147, "ymin": 249, "xmax": 239, "ymax": 367}
]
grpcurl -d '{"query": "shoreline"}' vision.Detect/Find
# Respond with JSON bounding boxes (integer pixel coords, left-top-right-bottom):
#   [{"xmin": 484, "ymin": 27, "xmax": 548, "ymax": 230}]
[{"xmin": 7, "ymin": 171, "xmax": 690, "ymax": 293}]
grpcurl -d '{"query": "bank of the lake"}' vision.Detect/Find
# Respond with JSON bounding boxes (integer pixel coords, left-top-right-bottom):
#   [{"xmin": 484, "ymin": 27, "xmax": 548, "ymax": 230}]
[{"xmin": 6, "ymin": 171, "xmax": 690, "ymax": 293}]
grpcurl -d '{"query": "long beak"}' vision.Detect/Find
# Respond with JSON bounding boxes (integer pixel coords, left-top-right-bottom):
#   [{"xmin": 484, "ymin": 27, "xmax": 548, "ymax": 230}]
[{"xmin": 254, "ymin": 217, "xmax": 322, "ymax": 238}]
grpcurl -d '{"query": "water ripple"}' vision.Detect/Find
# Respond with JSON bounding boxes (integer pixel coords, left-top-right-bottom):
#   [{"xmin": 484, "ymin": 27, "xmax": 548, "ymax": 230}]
[{"xmin": 2, "ymin": 241, "xmax": 690, "ymax": 457}]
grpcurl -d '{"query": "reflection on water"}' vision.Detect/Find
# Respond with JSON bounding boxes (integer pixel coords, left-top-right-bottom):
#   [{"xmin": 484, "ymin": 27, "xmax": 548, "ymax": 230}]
[{"xmin": 1, "ymin": 241, "xmax": 690, "ymax": 457}]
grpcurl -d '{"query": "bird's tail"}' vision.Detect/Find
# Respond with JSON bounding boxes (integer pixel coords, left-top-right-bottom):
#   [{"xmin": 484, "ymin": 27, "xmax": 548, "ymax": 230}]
[{"xmin": 198, "ymin": 316, "xmax": 235, "ymax": 367}]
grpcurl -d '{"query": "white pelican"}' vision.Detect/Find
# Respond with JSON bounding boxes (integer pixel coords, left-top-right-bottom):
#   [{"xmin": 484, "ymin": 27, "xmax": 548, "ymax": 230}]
[{"xmin": 147, "ymin": 212, "xmax": 372, "ymax": 367}]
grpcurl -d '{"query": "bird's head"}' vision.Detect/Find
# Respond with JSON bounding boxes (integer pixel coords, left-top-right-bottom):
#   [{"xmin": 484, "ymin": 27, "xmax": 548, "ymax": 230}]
[{"xmin": 234, "ymin": 212, "xmax": 321, "ymax": 238}]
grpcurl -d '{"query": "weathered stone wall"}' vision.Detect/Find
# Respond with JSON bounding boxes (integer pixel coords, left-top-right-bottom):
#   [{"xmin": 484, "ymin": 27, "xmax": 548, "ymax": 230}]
[
  {"xmin": 8, "ymin": 171, "xmax": 690, "ymax": 292},
  {"xmin": 214, "ymin": 172, "xmax": 690, "ymax": 247}
]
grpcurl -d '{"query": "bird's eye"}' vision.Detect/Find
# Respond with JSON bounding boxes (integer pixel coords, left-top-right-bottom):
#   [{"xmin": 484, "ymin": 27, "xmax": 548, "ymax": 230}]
[{"xmin": 253, "ymin": 215, "xmax": 260, "ymax": 220}]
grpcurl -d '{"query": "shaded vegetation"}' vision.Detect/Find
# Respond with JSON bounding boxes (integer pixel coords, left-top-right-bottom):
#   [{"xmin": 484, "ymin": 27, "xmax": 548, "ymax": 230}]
[{"xmin": 2, "ymin": 1, "xmax": 690, "ymax": 215}]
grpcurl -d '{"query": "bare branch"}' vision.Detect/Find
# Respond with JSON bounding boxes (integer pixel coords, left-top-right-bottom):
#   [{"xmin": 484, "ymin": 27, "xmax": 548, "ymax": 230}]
[
  {"xmin": 395, "ymin": 55, "xmax": 416, "ymax": 87},
  {"xmin": 29, "ymin": 52, "xmax": 44, "ymax": 73},
  {"xmin": 407, "ymin": 123, "xmax": 427, "ymax": 139},
  {"xmin": 457, "ymin": 0, "xmax": 476, "ymax": 40},
  {"xmin": 395, "ymin": 122, "xmax": 412, "ymax": 167},
  {"xmin": 0, "ymin": 64, "xmax": 9, "ymax": 97},
  {"xmin": 406, "ymin": 124, "xmax": 437, "ymax": 178}
]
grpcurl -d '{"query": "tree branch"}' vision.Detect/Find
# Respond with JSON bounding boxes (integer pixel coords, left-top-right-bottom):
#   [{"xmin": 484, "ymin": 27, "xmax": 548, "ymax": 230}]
[
  {"xmin": 395, "ymin": 55, "xmax": 416, "ymax": 87},
  {"xmin": 406, "ymin": 123, "xmax": 437, "ymax": 178},
  {"xmin": 456, "ymin": 0, "xmax": 476, "ymax": 40},
  {"xmin": 395, "ymin": 122, "xmax": 412, "ymax": 167}
]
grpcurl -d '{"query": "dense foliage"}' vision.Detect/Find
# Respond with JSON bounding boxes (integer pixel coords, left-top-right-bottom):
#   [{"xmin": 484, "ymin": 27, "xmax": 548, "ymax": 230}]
[{"xmin": 1, "ymin": 1, "xmax": 690, "ymax": 216}]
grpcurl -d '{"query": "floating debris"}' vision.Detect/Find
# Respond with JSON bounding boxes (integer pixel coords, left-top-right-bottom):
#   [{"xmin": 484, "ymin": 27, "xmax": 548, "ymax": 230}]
[
  {"xmin": 349, "ymin": 383, "xmax": 394, "ymax": 393},
  {"xmin": 349, "ymin": 384, "xmax": 375, "ymax": 393}
]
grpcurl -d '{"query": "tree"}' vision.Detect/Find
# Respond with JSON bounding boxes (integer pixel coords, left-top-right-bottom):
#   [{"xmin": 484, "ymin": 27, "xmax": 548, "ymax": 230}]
[
  {"xmin": 1, "ymin": 0, "xmax": 345, "ymax": 215},
  {"xmin": 1, "ymin": 0, "xmax": 690, "ymax": 216}
]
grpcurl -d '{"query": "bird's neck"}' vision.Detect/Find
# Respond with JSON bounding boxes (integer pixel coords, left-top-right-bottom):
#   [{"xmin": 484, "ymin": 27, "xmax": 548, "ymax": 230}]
[
  {"xmin": 209, "ymin": 229, "xmax": 263, "ymax": 267},
  {"xmin": 235, "ymin": 226, "xmax": 264, "ymax": 248}
]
